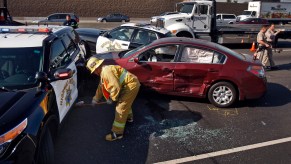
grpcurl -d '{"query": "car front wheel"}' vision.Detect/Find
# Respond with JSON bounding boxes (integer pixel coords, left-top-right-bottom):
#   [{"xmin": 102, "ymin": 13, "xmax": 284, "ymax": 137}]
[
  {"xmin": 208, "ymin": 82, "xmax": 237, "ymax": 108},
  {"xmin": 36, "ymin": 126, "xmax": 54, "ymax": 164}
]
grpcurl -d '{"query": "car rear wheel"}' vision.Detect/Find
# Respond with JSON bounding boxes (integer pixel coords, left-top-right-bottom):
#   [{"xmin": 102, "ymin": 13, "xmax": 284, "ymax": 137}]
[{"xmin": 208, "ymin": 82, "xmax": 237, "ymax": 108}]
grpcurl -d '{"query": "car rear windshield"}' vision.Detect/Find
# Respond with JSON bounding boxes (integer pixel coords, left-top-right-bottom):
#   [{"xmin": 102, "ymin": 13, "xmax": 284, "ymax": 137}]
[
  {"xmin": 215, "ymin": 44, "xmax": 245, "ymax": 60},
  {"xmin": 0, "ymin": 47, "xmax": 44, "ymax": 90}
]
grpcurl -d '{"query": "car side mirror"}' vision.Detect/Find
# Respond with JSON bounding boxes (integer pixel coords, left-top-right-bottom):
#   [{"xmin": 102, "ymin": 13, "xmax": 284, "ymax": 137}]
[
  {"xmin": 52, "ymin": 68, "xmax": 74, "ymax": 82},
  {"xmin": 134, "ymin": 58, "xmax": 140, "ymax": 63},
  {"xmin": 35, "ymin": 72, "xmax": 48, "ymax": 83}
]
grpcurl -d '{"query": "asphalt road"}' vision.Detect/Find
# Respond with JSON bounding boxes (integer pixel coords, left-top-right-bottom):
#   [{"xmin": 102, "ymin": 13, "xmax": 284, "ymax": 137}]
[{"xmin": 53, "ymin": 22, "xmax": 291, "ymax": 164}]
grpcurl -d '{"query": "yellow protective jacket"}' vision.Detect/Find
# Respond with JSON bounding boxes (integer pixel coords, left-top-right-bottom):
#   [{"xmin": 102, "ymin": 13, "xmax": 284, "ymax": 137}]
[{"xmin": 94, "ymin": 65, "xmax": 139, "ymax": 102}]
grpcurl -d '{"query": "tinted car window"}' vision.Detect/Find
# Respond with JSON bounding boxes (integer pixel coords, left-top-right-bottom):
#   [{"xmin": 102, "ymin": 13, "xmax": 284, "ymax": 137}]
[
  {"xmin": 59, "ymin": 14, "xmax": 67, "ymax": 19},
  {"xmin": 223, "ymin": 15, "xmax": 235, "ymax": 19},
  {"xmin": 181, "ymin": 47, "xmax": 213, "ymax": 64},
  {"xmin": 139, "ymin": 45, "xmax": 178, "ymax": 62},
  {"xmin": 50, "ymin": 39, "xmax": 70, "ymax": 69},
  {"xmin": 62, "ymin": 35, "xmax": 77, "ymax": 55},
  {"xmin": 48, "ymin": 15, "xmax": 58, "ymax": 20},
  {"xmin": 108, "ymin": 28, "xmax": 134, "ymax": 41}
]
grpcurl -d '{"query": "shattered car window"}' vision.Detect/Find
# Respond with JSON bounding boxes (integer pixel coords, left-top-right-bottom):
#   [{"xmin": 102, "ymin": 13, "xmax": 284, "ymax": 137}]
[{"xmin": 181, "ymin": 47, "xmax": 213, "ymax": 63}]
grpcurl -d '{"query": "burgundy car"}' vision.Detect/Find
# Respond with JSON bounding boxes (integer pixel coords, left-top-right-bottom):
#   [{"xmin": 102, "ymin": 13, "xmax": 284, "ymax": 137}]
[
  {"xmin": 236, "ymin": 18, "xmax": 269, "ymax": 25},
  {"xmin": 96, "ymin": 37, "xmax": 267, "ymax": 107}
]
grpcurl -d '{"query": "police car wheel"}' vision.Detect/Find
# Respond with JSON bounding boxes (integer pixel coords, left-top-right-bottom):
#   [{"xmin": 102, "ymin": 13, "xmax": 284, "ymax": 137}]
[
  {"xmin": 37, "ymin": 126, "xmax": 54, "ymax": 164},
  {"xmin": 208, "ymin": 82, "xmax": 237, "ymax": 108}
]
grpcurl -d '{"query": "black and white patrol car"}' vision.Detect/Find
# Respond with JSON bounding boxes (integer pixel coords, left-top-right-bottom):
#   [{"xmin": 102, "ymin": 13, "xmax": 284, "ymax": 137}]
[
  {"xmin": 96, "ymin": 23, "xmax": 173, "ymax": 54},
  {"xmin": 0, "ymin": 26, "xmax": 86, "ymax": 163}
]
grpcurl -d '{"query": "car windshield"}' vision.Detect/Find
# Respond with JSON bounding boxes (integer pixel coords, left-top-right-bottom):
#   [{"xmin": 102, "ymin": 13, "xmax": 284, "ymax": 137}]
[
  {"xmin": 122, "ymin": 45, "xmax": 147, "ymax": 58},
  {"xmin": 0, "ymin": 47, "xmax": 43, "ymax": 90},
  {"xmin": 177, "ymin": 3, "xmax": 194, "ymax": 14},
  {"xmin": 241, "ymin": 11, "xmax": 252, "ymax": 15}
]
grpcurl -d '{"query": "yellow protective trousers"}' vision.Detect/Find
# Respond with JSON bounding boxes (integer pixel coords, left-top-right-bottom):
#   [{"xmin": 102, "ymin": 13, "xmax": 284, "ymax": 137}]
[{"xmin": 112, "ymin": 77, "xmax": 140, "ymax": 134}]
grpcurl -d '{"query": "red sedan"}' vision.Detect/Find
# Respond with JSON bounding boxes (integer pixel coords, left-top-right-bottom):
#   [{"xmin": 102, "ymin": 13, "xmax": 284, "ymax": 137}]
[
  {"xmin": 96, "ymin": 37, "xmax": 267, "ymax": 107},
  {"xmin": 236, "ymin": 18, "xmax": 269, "ymax": 25}
]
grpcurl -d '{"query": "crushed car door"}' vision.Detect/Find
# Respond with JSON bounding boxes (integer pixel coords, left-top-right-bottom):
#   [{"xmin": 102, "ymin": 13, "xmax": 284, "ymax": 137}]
[
  {"xmin": 96, "ymin": 27, "xmax": 135, "ymax": 53},
  {"xmin": 49, "ymin": 38, "xmax": 78, "ymax": 122},
  {"xmin": 126, "ymin": 45, "xmax": 178, "ymax": 93},
  {"xmin": 174, "ymin": 46, "xmax": 224, "ymax": 96}
]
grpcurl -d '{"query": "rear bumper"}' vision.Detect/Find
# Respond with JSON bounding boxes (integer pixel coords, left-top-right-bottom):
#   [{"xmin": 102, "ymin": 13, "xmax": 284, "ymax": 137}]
[{"xmin": 240, "ymin": 77, "xmax": 267, "ymax": 100}]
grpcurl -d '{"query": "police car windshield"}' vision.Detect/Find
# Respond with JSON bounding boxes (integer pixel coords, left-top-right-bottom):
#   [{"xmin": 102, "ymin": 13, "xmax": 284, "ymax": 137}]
[{"xmin": 0, "ymin": 47, "xmax": 44, "ymax": 89}]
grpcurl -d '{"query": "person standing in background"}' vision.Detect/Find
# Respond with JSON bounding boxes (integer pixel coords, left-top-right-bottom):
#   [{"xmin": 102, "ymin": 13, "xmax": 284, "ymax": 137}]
[
  {"xmin": 256, "ymin": 25, "xmax": 270, "ymax": 70},
  {"xmin": 265, "ymin": 23, "xmax": 281, "ymax": 70}
]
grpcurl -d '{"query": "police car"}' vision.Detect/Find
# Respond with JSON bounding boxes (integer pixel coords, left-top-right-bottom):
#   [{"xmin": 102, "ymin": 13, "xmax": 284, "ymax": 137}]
[
  {"xmin": 96, "ymin": 23, "xmax": 173, "ymax": 54},
  {"xmin": 0, "ymin": 26, "xmax": 86, "ymax": 163}
]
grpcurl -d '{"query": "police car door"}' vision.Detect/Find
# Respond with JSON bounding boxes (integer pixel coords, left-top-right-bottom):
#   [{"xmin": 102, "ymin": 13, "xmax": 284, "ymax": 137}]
[
  {"xmin": 49, "ymin": 36, "xmax": 78, "ymax": 122},
  {"xmin": 192, "ymin": 3, "xmax": 211, "ymax": 33},
  {"xmin": 96, "ymin": 27, "xmax": 135, "ymax": 54}
]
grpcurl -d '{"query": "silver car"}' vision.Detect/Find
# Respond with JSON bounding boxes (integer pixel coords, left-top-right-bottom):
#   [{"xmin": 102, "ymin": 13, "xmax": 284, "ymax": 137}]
[{"xmin": 216, "ymin": 13, "xmax": 236, "ymax": 26}]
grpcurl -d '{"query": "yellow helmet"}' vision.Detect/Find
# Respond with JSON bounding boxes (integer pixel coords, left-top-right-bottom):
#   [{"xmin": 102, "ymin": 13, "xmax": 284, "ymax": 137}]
[{"xmin": 86, "ymin": 57, "xmax": 104, "ymax": 74}]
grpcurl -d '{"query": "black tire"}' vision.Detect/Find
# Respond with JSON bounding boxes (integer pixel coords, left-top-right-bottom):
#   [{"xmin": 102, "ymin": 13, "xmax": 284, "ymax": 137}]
[
  {"xmin": 208, "ymin": 82, "xmax": 237, "ymax": 108},
  {"xmin": 122, "ymin": 19, "xmax": 126, "ymax": 23},
  {"xmin": 102, "ymin": 19, "xmax": 107, "ymax": 23},
  {"xmin": 37, "ymin": 127, "xmax": 54, "ymax": 164}
]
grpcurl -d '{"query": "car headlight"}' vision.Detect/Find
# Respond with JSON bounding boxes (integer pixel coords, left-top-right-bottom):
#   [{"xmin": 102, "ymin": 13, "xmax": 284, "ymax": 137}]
[
  {"xmin": 97, "ymin": 18, "xmax": 102, "ymax": 21},
  {"xmin": 0, "ymin": 119, "xmax": 27, "ymax": 155}
]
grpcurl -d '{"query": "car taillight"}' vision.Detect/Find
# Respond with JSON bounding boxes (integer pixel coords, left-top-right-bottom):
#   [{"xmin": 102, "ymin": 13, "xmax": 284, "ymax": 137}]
[{"xmin": 247, "ymin": 65, "xmax": 265, "ymax": 78}]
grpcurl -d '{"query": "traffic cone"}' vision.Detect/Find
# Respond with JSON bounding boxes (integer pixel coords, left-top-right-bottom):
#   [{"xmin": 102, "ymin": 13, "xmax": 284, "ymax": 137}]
[{"xmin": 250, "ymin": 42, "xmax": 256, "ymax": 52}]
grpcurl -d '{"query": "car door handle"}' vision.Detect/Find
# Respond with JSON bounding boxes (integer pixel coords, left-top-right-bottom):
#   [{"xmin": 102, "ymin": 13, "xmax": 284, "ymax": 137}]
[
  {"xmin": 208, "ymin": 68, "xmax": 219, "ymax": 73},
  {"xmin": 122, "ymin": 44, "xmax": 129, "ymax": 46}
]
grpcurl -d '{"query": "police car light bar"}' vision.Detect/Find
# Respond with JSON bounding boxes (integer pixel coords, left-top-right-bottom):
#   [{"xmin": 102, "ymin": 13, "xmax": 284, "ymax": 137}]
[
  {"xmin": 0, "ymin": 28, "xmax": 52, "ymax": 33},
  {"xmin": 1, "ymin": 28, "xmax": 10, "ymax": 32}
]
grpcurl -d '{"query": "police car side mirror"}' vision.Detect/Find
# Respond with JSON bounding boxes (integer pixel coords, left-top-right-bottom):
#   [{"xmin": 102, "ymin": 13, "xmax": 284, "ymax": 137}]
[
  {"xmin": 52, "ymin": 68, "xmax": 75, "ymax": 81},
  {"xmin": 35, "ymin": 72, "xmax": 48, "ymax": 83}
]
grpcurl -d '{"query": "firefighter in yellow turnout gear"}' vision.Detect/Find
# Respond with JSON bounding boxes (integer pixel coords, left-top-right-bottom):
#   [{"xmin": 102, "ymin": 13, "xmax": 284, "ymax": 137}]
[{"xmin": 86, "ymin": 57, "xmax": 140, "ymax": 141}]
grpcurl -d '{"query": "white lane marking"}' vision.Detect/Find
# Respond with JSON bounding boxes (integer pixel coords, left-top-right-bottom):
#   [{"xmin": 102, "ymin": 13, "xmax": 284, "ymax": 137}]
[{"xmin": 155, "ymin": 137, "xmax": 291, "ymax": 164}]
